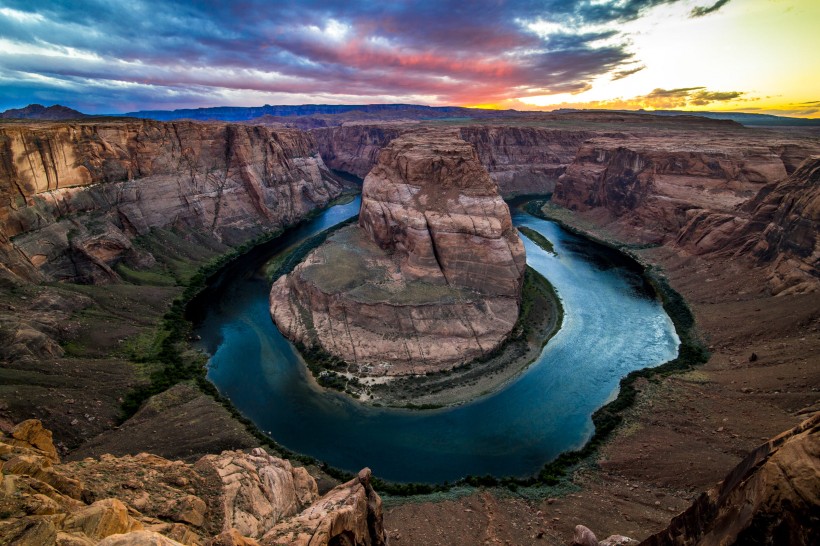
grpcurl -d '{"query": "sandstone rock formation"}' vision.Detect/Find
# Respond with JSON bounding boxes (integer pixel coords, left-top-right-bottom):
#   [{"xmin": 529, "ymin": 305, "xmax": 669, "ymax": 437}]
[
  {"xmin": 313, "ymin": 124, "xmax": 595, "ymax": 196},
  {"xmin": 312, "ymin": 125, "xmax": 404, "ymax": 179},
  {"xmin": 458, "ymin": 126, "xmax": 593, "ymax": 195},
  {"xmin": 638, "ymin": 413, "xmax": 819, "ymax": 546},
  {"xmin": 0, "ymin": 420, "xmax": 385, "ymax": 546},
  {"xmin": 0, "ymin": 120, "xmax": 343, "ymax": 283},
  {"xmin": 552, "ymin": 132, "xmax": 820, "ymax": 292},
  {"xmin": 553, "ymin": 134, "xmax": 803, "ymax": 237},
  {"xmin": 676, "ymin": 155, "xmax": 819, "ymax": 294},
  {"xmin": 271, "ymin": 131, "xmax": 526, "ymax": 374}
]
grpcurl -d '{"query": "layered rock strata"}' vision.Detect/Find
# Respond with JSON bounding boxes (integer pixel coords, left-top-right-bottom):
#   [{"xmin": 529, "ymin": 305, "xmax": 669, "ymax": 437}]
[
  {"xmin": 313, "ymin": 124, "xmax": 595, "ymax": 196},
  {"xmin": 553, "ymin": 133, "xmax": 820, "ymax": 293},
  {"xmin": 0, "ymin": 120, "xmax": 343, "ymax": 283},
  {"xmin": 0, "ymin": 419, "xmax": 386, "ymax": 546},
  {"xmin": 553, "ymin": 135, "xmax": 811, "ymax": 236},
  {"xmin": 638, "ymin": 413, "xmax": 819, "ymax": 546},
  {"xmin": 270, "ymin": 131, "xmax": 526, "ymax": 374},
  {"xmin": 312, "ymin": 125, "xmax": 404, "ymax": 179},
  {"xmin": 675, "ymin": 156, "xmax": 819, "ymax": 294},
  {"xmin": 458, "ymin": 126, "xmax": 593, "ymax": 195}
]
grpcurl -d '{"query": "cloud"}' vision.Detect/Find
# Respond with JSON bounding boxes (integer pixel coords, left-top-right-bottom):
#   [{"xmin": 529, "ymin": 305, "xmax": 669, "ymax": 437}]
[
  {"xmin": 690, "ymin": 0, "xmax": 732, "ymax": 18},
  {"xmin": 643, "ymin": 87, "xmax": 744, "ymax": 107},
  {"xmin": 506, "ymin": 85, "xmax": 746, "ymax": 112},
  {"xmin": 611, "ymin": 65, "xmax": 646, "ymax": 81},
  {"xmin": 0, "ymin": 0, "xmax": 698, "ymax": 112}
]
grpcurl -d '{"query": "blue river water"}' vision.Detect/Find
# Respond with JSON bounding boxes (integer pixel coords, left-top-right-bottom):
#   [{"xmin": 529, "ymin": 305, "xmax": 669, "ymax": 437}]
[{"xmin": 196, "ymin": 197, "xmax": 679, "ymax": 483}]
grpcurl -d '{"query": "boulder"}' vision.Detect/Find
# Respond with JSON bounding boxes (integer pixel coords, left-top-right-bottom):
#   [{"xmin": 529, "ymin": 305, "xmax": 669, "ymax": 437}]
[
  {"xmin": 11, "ymin": 419, "xmax": 60, "ymax": 461},
  {"xmin": 572, "ymin": 524, "xmax": 598, "ymax": 546},
  {"xmin": 61, "ymin": 498, "xmax": 144, "ymax": 540}
]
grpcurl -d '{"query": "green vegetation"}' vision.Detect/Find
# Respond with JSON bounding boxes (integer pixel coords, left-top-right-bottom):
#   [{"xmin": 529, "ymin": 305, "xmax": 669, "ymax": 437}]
[
  {"xmin": 518, "ymin": 226, "xmax": 555, "ymax": 254},
  {"xmin": 114, "ymin": 263, "xmax": 176, "ymax": 286},
  {"xmin": 117, "ymin": 219, "xmax": 336, "ymax": 420}
]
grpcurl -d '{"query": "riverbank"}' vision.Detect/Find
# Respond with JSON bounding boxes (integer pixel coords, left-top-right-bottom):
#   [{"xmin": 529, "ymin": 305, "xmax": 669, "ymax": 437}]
[{"xmin": 366, "ymin": 266, "xmax": 563, "ymax": 408}]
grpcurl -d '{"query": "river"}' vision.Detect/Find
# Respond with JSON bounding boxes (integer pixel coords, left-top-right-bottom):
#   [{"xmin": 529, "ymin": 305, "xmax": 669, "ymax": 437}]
[{"xmin": 193, "ymin": 197, "xmax": 679, "ymax": 483}]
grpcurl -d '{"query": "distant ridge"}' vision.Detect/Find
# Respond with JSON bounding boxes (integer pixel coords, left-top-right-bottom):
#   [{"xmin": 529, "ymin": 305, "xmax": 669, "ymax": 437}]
[
  {"xmin": 554, "ymin": 108, "xmax": 820, "ymax": 127},
  {"xmin": 124, "ymin": 103, "xmax": 509, "ymax": 122},
  {"xmin": 0, "ymin": 103, "xmax": 89, "ymax": 120}
]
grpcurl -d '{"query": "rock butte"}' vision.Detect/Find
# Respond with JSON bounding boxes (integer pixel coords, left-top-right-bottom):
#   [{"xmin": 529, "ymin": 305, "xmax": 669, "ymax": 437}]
[{"xmin": 270, "ymin": 131, "xmax": 526, "ymax": 374}]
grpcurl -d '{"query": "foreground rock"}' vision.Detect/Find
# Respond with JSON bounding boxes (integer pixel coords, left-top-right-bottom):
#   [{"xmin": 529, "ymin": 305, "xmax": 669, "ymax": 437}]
[
  {"xmin": 568, "ymin": 414, "xmax": 819, "ymax": 546},
  {"xmin": 271, "ymin": 131, "xmax": 526, "ymax": 374},
  {"xmin": 639, "ymin": 413, "xmax": 819, "ymax": 545},
  {"xmin": 0, "ymin": 420, "xmax": 386, "ymax": 545}
]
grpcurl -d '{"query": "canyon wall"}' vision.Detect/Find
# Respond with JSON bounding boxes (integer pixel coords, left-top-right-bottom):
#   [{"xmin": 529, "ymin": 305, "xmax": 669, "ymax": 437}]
[
  {"xmin": 313, "ymin": 124, "xmax": 594, "ymax": 196},
  {"xmin": 312, "ymin": 125, "xmax": 403, "ymax": 179},
  {"xmin": 0, "ymin": 120, "xmax": 343, "ymax": 283},
  {"xmin": 675, "ymin": 155, "xmax": 820, "ymax": 294},
  {"xmin": 271, "ymin": 131, "xmax": 526, "ymax": 374},
  {"xmin": 552, "ymin": 134, "xmax": 820, "ymax": 293},
  {"xmin": 458, "ymin": 126, "xmax": 593, "ymax": 195}
]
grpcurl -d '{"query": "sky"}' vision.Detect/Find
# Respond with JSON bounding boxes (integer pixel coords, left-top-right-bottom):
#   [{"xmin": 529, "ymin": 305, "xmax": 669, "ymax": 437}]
[{"xmin": 0, "ymin": 0, "xmax": 818, "ymax": 117}]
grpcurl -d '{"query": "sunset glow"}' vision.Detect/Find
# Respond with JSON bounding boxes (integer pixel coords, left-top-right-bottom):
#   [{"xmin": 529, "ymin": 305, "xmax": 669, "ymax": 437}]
[{"xmin": 0, "ymin": 0, "xmax": 817, "ymax": 117}]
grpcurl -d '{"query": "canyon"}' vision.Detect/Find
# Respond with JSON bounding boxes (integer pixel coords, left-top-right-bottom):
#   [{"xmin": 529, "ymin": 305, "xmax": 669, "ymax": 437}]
[
  {"xmin": 270, "ymin": 131, "xmax": 526, "ymax": 374},
  {"xmin": 0, "ymin": 120, "xmax": 344, "ymax": 284},
  {"xmin": 0, "ymin": 111, "xmax": 818, "ymax": 545}
]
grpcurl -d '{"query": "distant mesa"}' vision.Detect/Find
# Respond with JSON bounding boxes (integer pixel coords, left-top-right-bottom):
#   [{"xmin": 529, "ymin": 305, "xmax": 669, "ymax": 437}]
[
  {"xmin": 270, "ymin": 130, "xmax": 527, "ymax": 375},
  {"xmin": 0, "ymin": 103, "xmax": 89, "ymax": 120}
]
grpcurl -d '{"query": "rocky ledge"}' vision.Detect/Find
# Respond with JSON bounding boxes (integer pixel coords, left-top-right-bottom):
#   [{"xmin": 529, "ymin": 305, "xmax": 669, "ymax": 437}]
[
  {"xmin": 0, "ymin": 419, "xmax": 386, "ymax": 546},
  {"xmin": 270, "ymin": 131, "xmax": 526, "ymax": 375}
]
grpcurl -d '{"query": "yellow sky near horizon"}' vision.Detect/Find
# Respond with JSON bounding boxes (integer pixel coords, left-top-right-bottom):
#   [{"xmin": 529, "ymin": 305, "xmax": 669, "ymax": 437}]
[{"xmin": 492, "ymin": 0, "xmax": 820, "ymax": 118}]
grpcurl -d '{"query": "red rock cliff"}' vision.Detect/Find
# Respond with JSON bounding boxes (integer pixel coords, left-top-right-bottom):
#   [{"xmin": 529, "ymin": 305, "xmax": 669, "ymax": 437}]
[
  {"xmin": 313, "ymin": 124, "xmax": 594, "ymax": 197},
  {"xmin": 0, "ymin": 120, "xmax": 343, "ymax": 283}
]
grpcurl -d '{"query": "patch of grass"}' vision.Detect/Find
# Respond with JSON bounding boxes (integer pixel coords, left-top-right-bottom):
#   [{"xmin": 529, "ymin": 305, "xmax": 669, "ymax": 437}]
[
  {"xmin": 518, "ymin": 226, "xmax": 555, "ymax": 254},
  {"xmin": 114, "ymin": 263, "xmax": 176, "ymax": 286},
  {"xmin": 268, "ymin": 217, "xmax": 358, "ymax": 282},
  {"xmin": 60, "ymin": 340, "xmax": 86, "ymax": 358}
]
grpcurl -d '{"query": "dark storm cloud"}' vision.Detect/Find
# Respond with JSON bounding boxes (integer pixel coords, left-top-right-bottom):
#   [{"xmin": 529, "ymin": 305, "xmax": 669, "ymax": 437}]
[
  {"xmin": 0, "ymin": 0, "xmax": 687, "ymax": 112},
  {"xmin": 690, "ymin": 0, "xmax": 732, "ymax": 18}
]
